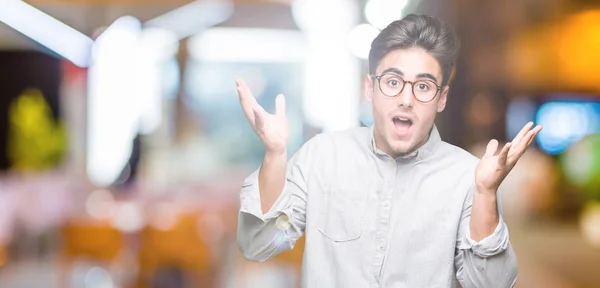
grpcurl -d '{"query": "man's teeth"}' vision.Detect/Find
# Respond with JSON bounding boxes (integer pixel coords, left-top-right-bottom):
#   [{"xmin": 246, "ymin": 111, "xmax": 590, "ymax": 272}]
[{"xmin": 393, "ymin": 117, "xmax": 412, "ymax": 124}]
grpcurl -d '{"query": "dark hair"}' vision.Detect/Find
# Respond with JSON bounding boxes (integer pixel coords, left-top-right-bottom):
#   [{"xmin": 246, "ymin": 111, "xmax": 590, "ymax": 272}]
[{"xmin": 368, "ymin": 14, "xmax": 460, "ymax": 86}]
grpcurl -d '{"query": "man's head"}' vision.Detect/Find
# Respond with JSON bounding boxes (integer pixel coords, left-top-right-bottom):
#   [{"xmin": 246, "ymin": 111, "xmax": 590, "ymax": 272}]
[{"xmin": 365, "ymin": 14, "xmax": 460, "ymax": 158}]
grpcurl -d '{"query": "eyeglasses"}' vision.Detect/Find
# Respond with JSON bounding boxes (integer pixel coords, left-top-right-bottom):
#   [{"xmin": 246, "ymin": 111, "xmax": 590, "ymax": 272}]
[{"xmin": 372, "ymin": 73, "xmax": 443, "ymax": 103}]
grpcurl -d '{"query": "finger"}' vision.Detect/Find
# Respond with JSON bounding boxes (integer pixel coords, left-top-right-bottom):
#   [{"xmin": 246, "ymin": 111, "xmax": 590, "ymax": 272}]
[
  {"xmin": 484, "ymin": 139, "xmax": 499, "ymax": 158},
  {"xmin": 242, "ymin": 81, "xmax": 267, "ymax": 114},
  {"xmin": 237, "ymin": 85, "xmax": 256, "ymax": 124},
  {"xmin": 510, "ymin": 122, "xmax": 534, "ymax": 152},
  {"xmin": 237, "ymin": 79, "xmax": 265, "ymax": 125},
  {"xmin": 514, "ymin": 124, "xmax": 543, "ymax": 157},
  {"xmin": 253, "ymin": 109, "xmax": 265, "ymax": 133},
  {"xmin": 275, "ymin": 94, "xmax": 286, "ymax": 117},
  {"xmin": 522, "ymin": 130, "xmax": 535, "ymax": 148},
  {"xmin": 236, "ymin": 78, "xmax": 250, "ymax": 101},
  {"xmin": 236, "ymin": 79, "xmax": 253, "ymax": 107},
  {"xmin": 526, "ymin": 125, "xmax": 543, "ymax": 146},
  {"xmin": 237, "ymin": 79, "xmax": 259, "ymax": 105},
  {"xmin": 498, "ymin": 142, "xmax": 512, "ymax": 166}
]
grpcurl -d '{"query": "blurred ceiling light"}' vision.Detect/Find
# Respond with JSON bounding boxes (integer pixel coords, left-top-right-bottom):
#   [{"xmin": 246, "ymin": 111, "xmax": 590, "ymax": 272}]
[
  {"xmin": 144, "ymin": 0, "xmax": 233, "ymax": 40},
  {"xmin": 134, "ymin": 27, "xmax": 178, "ymax": 135},
  {"xmin": 348, "ymin": 24, "xmax": 379, "ymax": 59},
  {"xmin": 88, "ymin": 17, "xmax": 179, "ymax": 187},
  {"xmin": 137, "ymin": 28, "xmax": 179, "ymax": 62},
  {"xmin": 365, "ymin": 0, "xmax": 408, "ymax": 30},
  {"xmin": 0, "ymin": 0, "xmax": 93, "ymax": 67},
  {"xmin": 92, "ymin": 16, "xmax": 141, "ymax": 62},
  {"xmin": 87, "ymin": 16, "xmax": 142, "ymax": 187},
  {"xmin": 291, "ymin": 0, "xmax": 360, "ymax": 132},
  {"xmin": 292, "ymin": 0, "xmax": 358, "ymax": 32},
  {"xmin": 188, "ymin": 28, "xmax": 306, "ymax": 62}
]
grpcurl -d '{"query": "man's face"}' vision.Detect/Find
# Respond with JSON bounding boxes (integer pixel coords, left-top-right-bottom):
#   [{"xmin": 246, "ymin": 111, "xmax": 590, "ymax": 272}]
[{"xmin": 365, "ymin": 47, "xmax": 449, "ymax": 158}]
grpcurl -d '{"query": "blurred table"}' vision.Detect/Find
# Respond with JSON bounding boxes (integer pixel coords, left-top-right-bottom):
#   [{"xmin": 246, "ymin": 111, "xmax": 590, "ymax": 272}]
[{"xmin": 511, "ymin": 219, "xmax": 600, "ymax": 288}]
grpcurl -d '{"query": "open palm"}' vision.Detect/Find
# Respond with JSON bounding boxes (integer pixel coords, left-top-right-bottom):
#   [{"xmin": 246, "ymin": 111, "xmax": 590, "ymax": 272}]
[
  {"xmin": 475, "ymin": 122, "xmax": 543, "ymax": 192},
  {"xmin": 236, "ymin": 79, "xmax": 289, "ymax": 155}
]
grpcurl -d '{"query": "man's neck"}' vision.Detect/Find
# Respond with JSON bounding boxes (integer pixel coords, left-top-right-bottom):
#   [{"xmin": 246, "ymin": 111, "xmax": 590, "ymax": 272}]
[{"xmin": 374, "ymin": 125, "xmax": 434, "ymax": 158}]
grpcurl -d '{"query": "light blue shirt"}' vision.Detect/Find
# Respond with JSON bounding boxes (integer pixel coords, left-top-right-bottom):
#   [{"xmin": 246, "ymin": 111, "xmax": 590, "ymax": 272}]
[{"xmin": 237, "ymin": 125, "xmax": 518, "ymax": 287}]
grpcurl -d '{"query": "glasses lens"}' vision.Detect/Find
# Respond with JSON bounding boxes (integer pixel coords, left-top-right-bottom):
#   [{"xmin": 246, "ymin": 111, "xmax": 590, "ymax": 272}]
[
  {"xmin": 413, "ymin": 80, "xmax": 438, "ymax": 102},
  {"xmin": 379, "ymin": 74, "xmax": 404, "ymax": 97}
]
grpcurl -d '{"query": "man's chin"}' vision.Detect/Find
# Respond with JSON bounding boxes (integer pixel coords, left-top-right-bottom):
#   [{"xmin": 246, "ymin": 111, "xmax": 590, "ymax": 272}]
[
  {"xmin": 392, "ymin": 148, "xmax": 415, "ymax": 157},
  {"xmin": 389, "ymin": 141, "xmax": 415, "ymax": 156}
]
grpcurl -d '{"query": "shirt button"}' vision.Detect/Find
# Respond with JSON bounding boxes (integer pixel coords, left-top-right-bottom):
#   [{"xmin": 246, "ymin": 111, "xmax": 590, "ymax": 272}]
[
  {"xmin": 276, "ymin": 215, "xmax": 291, "ymax": 230},
  {"xmin": 383, "ymin": 201, "xmax": 390, "ymax": 208},
  {"xmin": 379, "ymin": 240, "xmax": 387, "ymax": 249}
]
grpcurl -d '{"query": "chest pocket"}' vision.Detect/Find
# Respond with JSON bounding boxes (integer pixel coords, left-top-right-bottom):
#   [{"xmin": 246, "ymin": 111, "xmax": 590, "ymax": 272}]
[{"xmin": 317, "ymin": 186, "xmax": 368, "ymax": 242}]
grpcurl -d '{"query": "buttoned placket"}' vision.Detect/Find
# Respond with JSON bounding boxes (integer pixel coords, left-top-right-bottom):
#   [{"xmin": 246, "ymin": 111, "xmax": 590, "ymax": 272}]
[{"xmin": 370, "ymin": 155, "xmax": 397, "ymax": 284}]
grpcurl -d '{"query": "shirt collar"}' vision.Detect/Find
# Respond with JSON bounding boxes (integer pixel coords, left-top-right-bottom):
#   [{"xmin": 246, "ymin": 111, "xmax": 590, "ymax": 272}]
[{"xmin": 369, "ymin": 124, "xmax": 441, "ymax": 163}]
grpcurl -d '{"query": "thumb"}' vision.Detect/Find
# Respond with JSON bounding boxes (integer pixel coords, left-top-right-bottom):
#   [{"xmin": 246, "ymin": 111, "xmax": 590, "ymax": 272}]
[
  {"xmin": 484, "ymin": 139, "xmax": 499, "ymax": 158},
  {"xmin": 253, "ymin": 109, "xmax": 265, "ymax": 133},
  {"xmin": 275, "ymin": 94, "xmax": 286, "ymax": 117}
]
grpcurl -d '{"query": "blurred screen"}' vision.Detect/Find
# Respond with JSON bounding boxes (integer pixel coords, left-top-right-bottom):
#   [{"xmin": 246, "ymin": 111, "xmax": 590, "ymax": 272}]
[{"xmin": 535, "ymin": 97, "xmax": 600, "ymax": 155}]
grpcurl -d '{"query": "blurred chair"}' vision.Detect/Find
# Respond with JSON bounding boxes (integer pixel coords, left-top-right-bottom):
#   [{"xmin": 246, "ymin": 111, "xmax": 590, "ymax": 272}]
[
  {"xmin": 272, "ymin": 234, "xmax": 305, "ymax": 288},
  {"xmin": 233, "ymin": 234, "xmax": 305, "ymax": 288},
  {"xmin": 136, "ymin": 212, "xmax": 215, "ymax": 288},
  {"xmin": 272, "ymin": 234, "xmax": 305, "ymax": 270},
  {"xmin": 59, "ymin": 220, "xmax": 125, "ymax": 287}
]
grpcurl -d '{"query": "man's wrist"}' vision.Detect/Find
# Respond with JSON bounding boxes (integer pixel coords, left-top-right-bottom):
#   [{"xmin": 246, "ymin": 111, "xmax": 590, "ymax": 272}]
[
  {"xmin": 264, "ymin": 150, "xmax": 287, "ymax": 163},
  {"xmin": 475, "ymin": 185, "xmax": 498, "ymax": 196}
]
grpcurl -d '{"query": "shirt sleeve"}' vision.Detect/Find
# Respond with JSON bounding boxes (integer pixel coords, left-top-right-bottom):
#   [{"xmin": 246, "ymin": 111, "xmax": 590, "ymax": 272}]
[
  {"xmin": 455, "ymin": 185, "xmax": 519, "ymax": 288},
  {"xmin": 237, "ymin": 135, "xmax": 319, "ymax": 262}
]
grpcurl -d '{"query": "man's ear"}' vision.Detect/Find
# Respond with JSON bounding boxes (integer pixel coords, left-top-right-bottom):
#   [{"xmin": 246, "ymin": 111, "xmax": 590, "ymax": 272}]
[
  {"xmin": 437, "ymin": 85, "xmax": 449, "ymax": 113},
  {"xmin": 365, "ymin": 75, "xmax": 374, "ymax": 102}
]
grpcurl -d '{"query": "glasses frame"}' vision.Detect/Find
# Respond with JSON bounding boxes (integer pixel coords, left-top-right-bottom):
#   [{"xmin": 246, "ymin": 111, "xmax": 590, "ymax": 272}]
[{"xmin": 372, "ymin": 73, "xmax": 443, "ymax": 103}]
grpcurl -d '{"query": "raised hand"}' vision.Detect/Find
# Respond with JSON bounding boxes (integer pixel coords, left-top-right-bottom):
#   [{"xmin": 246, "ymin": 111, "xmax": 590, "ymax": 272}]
[
  {"xmin": 236, "ymin": 78, "xmax": 289, "ymax": 155},
  {"xmin": 475, "ymin": 122, "xmax": 543, "ymax": 193}
]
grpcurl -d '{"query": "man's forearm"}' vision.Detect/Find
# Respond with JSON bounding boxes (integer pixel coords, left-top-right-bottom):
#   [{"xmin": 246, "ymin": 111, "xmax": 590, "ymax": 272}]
[
  {"xmin": 470, "ymin": 188, "xmax": 499, "ymax": 242},
  {"xmin": 258, "ymin": 151, "xmax": 288, "ymax": 214}
]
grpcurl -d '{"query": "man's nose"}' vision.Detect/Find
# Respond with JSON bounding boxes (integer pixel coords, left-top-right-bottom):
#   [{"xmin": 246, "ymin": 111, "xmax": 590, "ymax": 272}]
[{"xmin": 397, "ymin": 83, "xmax": 414, "ymax": 108}]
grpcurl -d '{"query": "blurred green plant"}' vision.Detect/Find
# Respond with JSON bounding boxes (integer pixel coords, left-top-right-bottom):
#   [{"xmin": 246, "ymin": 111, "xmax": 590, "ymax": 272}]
[
  {"xmin": 560, "ymin": 133, "xmax": 600, "ymax": 202},
  {"xmin": 7, "ymin": 88, "xmax": 67, "ymax": 171}
]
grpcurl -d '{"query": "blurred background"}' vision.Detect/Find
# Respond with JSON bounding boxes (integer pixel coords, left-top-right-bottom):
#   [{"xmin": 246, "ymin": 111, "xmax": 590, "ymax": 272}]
[{"xmin": 0, "ymin": 0, "xmax": 599, "ymax": 287}]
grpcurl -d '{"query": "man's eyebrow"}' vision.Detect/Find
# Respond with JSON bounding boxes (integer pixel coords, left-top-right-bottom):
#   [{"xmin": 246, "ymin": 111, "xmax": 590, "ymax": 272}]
[
  {"xmin": 379, "ymin": 68, "xmax": 439, "ymax": 84},
  {"xmin": 416, "ymin": 73, "xmax": 438, "ymax": 83},
  {"xmin": 380, "ymin": 67, "xmax": 403, "ymax": 75}
]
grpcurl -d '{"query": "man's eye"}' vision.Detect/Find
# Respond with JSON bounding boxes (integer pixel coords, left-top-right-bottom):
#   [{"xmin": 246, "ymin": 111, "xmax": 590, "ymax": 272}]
[{"xmin": 417, "ymin": 83, "xmax": 430, "ymax": 91}]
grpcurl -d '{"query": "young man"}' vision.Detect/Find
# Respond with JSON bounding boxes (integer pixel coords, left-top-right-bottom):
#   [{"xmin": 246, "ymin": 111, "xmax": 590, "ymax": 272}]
[{"xmin": 235, "ymin": 14, "xmax": 541, "ymax": 288}]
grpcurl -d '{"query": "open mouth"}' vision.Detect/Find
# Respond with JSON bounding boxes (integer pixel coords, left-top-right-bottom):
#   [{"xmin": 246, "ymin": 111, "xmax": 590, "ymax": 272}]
[{"xmin": 392, "ymin": 116, "xmax": 413, "ymax": 134}]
